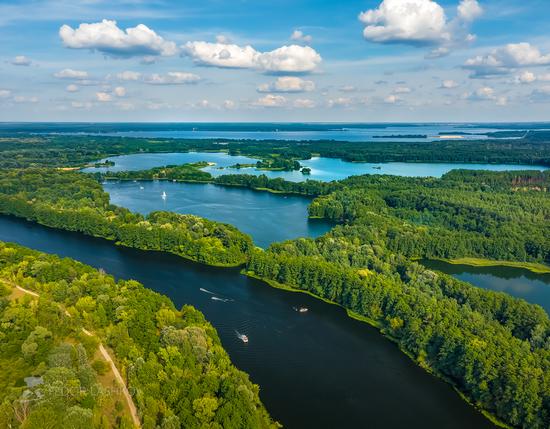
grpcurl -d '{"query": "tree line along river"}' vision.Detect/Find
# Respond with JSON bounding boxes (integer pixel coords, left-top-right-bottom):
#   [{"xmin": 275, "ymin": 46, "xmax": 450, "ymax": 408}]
[{"xmin": 0, "ymin": 215, "xmax": 496, "ymax": 429}]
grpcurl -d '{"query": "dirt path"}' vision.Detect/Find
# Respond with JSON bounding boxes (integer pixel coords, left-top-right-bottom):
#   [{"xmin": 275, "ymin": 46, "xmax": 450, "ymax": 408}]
[
  {"xmin": 81, "ymin": 329, "xmax": 141, "ymax": 427},
  {"xmin": 12, "ymin": 284, "xmax": 141, "ymax": 428}
]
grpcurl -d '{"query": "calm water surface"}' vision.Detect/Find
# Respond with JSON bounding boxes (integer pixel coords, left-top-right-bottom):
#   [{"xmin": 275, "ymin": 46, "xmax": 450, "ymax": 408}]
[
  {"xmin": 85, "ymin": 152, "xmax": 548, "ymax": 181},
  {"xmin": 421, "ymin": 260, "xmax": 550, "ymax": 313},
  {"xmin": 46, "ymin": 122, "xmax": 516, "ymax": 142},
  {"xmin": 0, "ymin": 215, "xmax": 494, "ymax": 429},
  {"xmin": 105, "ymin": 181, "xmax": 332, "ymax": 248}
]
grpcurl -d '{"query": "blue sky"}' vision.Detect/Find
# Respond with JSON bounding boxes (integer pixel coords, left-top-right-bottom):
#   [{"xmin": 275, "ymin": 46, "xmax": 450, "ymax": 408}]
[{"xmin": 1, "ymin": 0, "xmax": 550, "ymax": 122}]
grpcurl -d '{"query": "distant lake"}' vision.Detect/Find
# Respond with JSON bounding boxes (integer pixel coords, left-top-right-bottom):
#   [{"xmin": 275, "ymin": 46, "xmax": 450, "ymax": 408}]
[
  {"xmin": 84, "ymin": 152, "xmax": 548, "ymax": 181},
  {"xmin": 32, "ymin": 122, "xmax": 529, "ymax": 142},
  {"xmin": 105, "ymin": 181, "xmax": 332, "ymax": 248},
  {"xmin": 421, "ymin": 260, "xmax": 550, "ymax": 313}
]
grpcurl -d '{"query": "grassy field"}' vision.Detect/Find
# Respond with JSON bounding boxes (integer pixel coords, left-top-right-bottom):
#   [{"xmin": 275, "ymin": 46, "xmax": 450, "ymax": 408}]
[{"xmin": 441, "ymin": 257, "xmax": 550, "ymax": 274}]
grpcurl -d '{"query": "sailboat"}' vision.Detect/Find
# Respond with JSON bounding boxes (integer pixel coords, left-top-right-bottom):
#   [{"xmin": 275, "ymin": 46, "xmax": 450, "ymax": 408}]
[{"xmin": 161, "ymin": 191, "xmax": 167, "ymax": 200}]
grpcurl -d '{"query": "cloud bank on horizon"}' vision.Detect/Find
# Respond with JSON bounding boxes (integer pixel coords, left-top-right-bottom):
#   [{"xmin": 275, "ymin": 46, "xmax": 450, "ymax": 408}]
[{"xmin": 1, "ymin": 0, "xmax": 550, "ymax": 121}]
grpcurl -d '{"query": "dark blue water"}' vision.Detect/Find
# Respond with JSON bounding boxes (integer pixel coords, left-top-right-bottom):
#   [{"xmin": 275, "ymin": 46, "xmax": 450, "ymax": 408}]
[
  {"xmin": 0, "ymin": 215, "xmax": 495, "ymax": 429},
  {"xmin": 104, "ymin": 181, "xmax": 332, "ymax": 248},
  {"xmin": 85, "ymin": 152, "xmax": 548, "ymax": 181}
]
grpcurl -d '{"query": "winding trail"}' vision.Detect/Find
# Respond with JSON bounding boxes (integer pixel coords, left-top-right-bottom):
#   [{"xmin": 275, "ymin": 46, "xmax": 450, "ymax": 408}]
[{"xmin": 12, "ymin": 284, "xmax": 141, "ymax": 428}]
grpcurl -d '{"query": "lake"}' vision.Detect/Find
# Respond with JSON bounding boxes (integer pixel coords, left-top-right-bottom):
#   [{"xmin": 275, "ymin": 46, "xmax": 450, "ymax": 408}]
[
  {"xmin": 84, "ymin": 152, "xmax": 548, "ymax": 181},
  {"xmin": 104, "ymin": 181, "xmax": 332, "ymax": 248},
  {"xmin": 19, "ymin": 122, "xmax": 529, "ymax": 142},
  {"xmin": 0, "ymin": 215, "xmax": 495, "ymax": 429},
  {"xmin": 421, "ymin": 260, "xmax": 550, "ymax": 313}
]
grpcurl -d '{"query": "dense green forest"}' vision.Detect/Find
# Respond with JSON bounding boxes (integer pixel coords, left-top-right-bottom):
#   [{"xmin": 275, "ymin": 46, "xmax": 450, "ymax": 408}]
[
  {"xmin": 0, "ymin": 169, "xmax": 253, "ymax": 267},
  {"xmin": 308, "ymin": 171, "xmax": 550, "ymax": 263},
  {"xmin": 0, "ymin": 241, "xmax": 277, "ymax": 428},
  {"xmin": 1, "ymin": 132, "xmax": 549, "ymax": 169},
  {"xmin": 98, "ymin": 162, "xmax": 213, "ymax": 183}
]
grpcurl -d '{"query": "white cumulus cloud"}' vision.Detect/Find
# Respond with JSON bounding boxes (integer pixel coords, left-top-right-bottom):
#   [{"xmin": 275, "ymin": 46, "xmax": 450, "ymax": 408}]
[
  {"xmin": 440, "ymin": 79, "xmax": 459, "ymax": 89},
  {"xmin": 0, "ymin": 90, "xmax": 12, "ymax": 98},
  {"xmin": 457, "ymin": 0, "xmax": 483, "ymax": 21},
  {"xmin": 257, "ymin": 76, "xmax": 315, "ymax": 93},
  {"xmin": 143, "ymin": 72, "xmax": 200, "ymax": 85},
  {"xmin": 11, "ymin": 56, "xmax": 32, "ymax": 66},
  {"xmin": 464, "ymin": 43, "xmax": 550, "ymax": 77},
  {"xmin": 113, "ymin": 86, "xmax": 126, "ymax": 97},
  {"xmin": 290, "ymin": 30, "xmax": 312, "ymax": 44},
  {"xmin": 117, "ymin": 71, "xmax": 141, "ymax": 81},
  {"xmin": 183, "ymin": 41, "xmax": 321, "ymax": 73},
  {"xmin": 59, "ymin": 19, "xmax": 178, "ymax": 58},
  {"xmin": 54, "ymin": 68, "xmax": 89, "ymax": 79},
  {"xmin": 384, "ymin": 94, "xmax": 401, "ymax": 104},
  {"xmin": 359, "ymin": 0, "xmax": 482, "ymax": 52},
  {"xmin": 66, "ymin": 84, "xmax": 79, "ymax": 92},
  {"xmin": 360, "ymin": 0, "xmax": 451, "ymax": 45},
  {"xmin": 515, "ymin": 71, "xmax": 537, "ymax": 84},
  {"xmin": 252, "ymin": 94, "xmax": 287, "ymax": 107},
  {"xmin": 462, "ymin": 86, "xmax": 506, "ymax": 105},
  {"xmin": 96, "ymin": 92, "xmax": 112, "ymax": 102}
]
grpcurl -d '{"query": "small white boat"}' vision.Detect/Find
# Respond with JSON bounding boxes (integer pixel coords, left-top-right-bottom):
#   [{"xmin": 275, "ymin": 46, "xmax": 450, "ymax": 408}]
[
  {"xmin": 236, "ymin": 331, "xmax": 249, "ymax": 343},
  {"xmin": 139, "ymin": 186, "xmax": 144, "ymax": 190},
  {"xmin": 294, "ymin": 306, "xmax": 309, "ymax": 313},
  {"xmin": 161, "ymin": 191, "xmax": 167, "ymax": 200}
]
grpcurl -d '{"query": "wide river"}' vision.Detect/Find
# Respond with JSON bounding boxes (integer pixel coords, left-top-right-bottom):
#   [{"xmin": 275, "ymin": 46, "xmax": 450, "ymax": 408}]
[
  {"xmin": 84, "ymin": 152, "xmax": 548, "ymax": 182},
  {"xmin": 0, "ymin": 215, "xmax": 495, "ymax": 429}
]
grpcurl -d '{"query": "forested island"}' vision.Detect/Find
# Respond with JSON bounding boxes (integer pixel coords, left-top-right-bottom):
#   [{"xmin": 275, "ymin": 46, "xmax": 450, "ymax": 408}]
[{"xmin": 0, "ymin": 134, "xmax": 549, "ymax": 428}]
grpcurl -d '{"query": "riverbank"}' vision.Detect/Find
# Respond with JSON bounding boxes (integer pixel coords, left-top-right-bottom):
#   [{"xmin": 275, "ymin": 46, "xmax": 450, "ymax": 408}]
[
  {"xmin": 243, "ymin": 269, "xmax": 510, "ymax": 429},
  {"xmin": 0, "ymin": 214, "xmax": 498, "ymax": 429}
]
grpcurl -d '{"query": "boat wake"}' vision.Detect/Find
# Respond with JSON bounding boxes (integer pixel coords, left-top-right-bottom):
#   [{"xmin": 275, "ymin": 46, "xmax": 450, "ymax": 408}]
[
  {"xmin": 199, "ymin": 288, "xmax": 215, "ymax": 295},
  {"xmin": 211, "ymin": 296, "xmax": 232, "ymax": 303}
]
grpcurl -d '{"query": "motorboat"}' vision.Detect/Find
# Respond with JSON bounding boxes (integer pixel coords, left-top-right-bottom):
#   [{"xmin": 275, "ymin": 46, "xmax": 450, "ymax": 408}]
[{"xmin": 236, "ymin": 331, "xmax": 249, "ymax": 343}]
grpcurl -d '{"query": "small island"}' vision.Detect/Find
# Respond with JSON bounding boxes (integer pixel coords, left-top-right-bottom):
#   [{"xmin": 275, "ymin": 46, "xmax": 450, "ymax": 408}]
[
  {"xmin": 372, "ymin": 134, "xmax": 427, "ymax": 139},
  {"xmin": 92, "ymin": 159, "xmax": 115, "ymax": 168}
]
